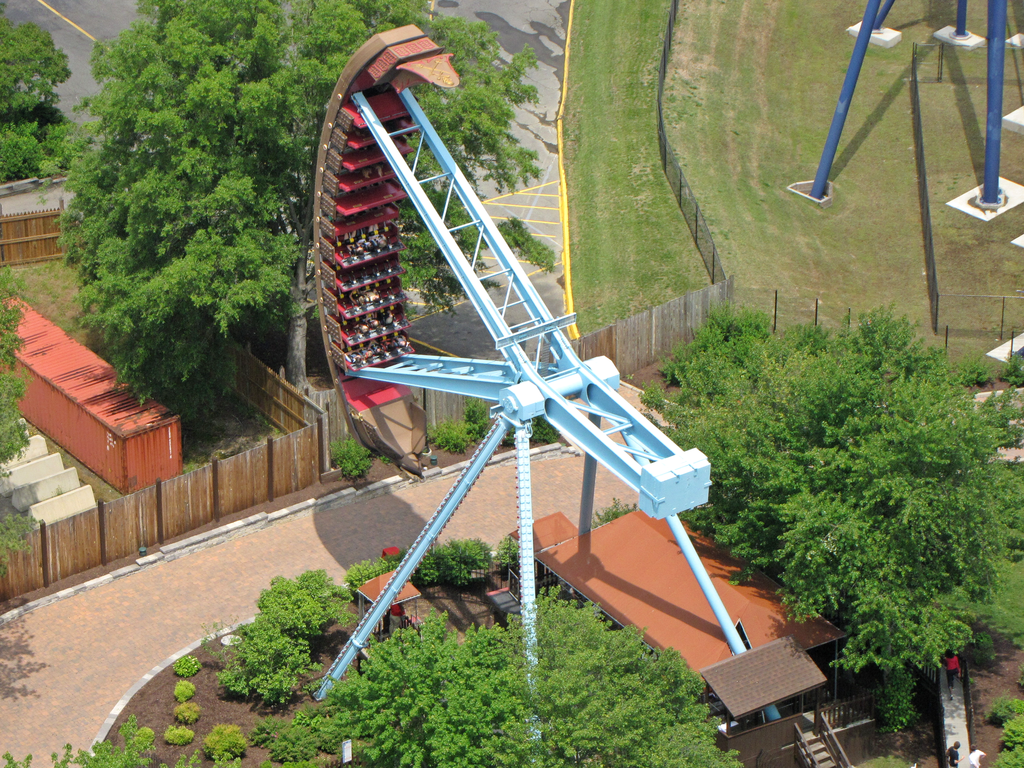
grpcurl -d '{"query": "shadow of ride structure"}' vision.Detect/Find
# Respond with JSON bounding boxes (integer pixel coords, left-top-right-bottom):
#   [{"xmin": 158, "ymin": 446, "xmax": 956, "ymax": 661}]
[
  {"xmin": 0, "ymin": 620, "xmax": 46, "ymax": 701},
  {"xmin": 831, "ymin": 67, "xmax": 910, "ymax": 181},
  {"xmin": 942, "ymin": 48, "xmax": 987, "ymax": 185}
]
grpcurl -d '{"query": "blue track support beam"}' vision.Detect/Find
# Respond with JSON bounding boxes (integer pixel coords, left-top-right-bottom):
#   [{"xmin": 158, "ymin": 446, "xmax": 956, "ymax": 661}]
[
  {"xmin": 515, "ymin": 424, "xmax": 538, "ymax": 669},
  {"xmin": 873, "ymin": 0, "xmax": 897, "ymax": 29},
  {"xmin": 577, "ymin": 413, "xmax": 601, "ymax": 535},
  {"xmin": 810, "ymin": 0, "xmax": 885, "ymax": 200},
  {"xmin": 352, "ymin": 355, "xmax": 519, "ymax": 400},
  {"xmin": 956, "ymin": 0, "xmax": 969, "ymax": 36},
  {"xmin": 982, "ymin": 0, "xmax": 1008, "ymax": 205},
  {"xmin": 314, "ymin": 418, "xmax": 509, "ymax": 699}
]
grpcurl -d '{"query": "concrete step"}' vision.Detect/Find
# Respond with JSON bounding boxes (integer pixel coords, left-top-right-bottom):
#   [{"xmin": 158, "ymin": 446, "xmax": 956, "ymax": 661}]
[
  {"xmin": 30, "ymin": 485, "xmax": 95, "ymax": 524},
  {"xmin": 12, "ymin": 467, "xmax": 80, "ymax": 512},
  {"xmin": 0, "ymin": 453, "xmax": 64, "ymax": 495}
]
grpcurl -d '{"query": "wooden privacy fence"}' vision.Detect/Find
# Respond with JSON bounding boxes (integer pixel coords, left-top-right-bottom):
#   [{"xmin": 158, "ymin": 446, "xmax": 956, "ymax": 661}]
[
  {"xmin": 308, "ymin": 385, "xmax": 468, "ymax": 445},
  {"xmin": 570, "ymin": 278, "xmax": 733, "ymax": 377},
  {"xmin": 232, "ymin": 347, "xmax": 323, "ymax": 433},
  {"xmin": 0, "ymin": 422, "xmax": 322, "ymax": 601},
  {"xmin": 0, "ymin": 205, "xmax": 63, "ymax": 265}
]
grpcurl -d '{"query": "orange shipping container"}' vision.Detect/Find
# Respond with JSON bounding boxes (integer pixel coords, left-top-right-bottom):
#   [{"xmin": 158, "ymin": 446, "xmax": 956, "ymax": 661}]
[{"xmin": 15, "ymin": 303, "xmax": 182, "ymax": 492}]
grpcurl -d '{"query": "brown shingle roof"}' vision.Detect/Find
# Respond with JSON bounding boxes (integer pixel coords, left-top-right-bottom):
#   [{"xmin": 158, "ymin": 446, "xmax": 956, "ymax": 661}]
[
  {"xmin": 700, "ymin": 636, "xmax": 826, "ymax": 717},
  {"xmin": 534, "ymin": 511, "xmax": 844, "ymax": 670}
]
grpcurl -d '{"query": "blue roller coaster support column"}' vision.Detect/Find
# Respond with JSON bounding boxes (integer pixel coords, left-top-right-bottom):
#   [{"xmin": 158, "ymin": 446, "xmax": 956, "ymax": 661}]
[
  {"xmin": 810, "ymin": 0, "xmax": 885, "ymax": 201},
  {"xmin": 515, "ymin": 424, "xmax": 538, "ymax": 668},
  {"xmin": 982, "ymin": 0, "xmax": 1009, "ymax": 206},
  {"xmin": 873, "ymin": 0, "xmax": 897, "ymax": 30},
  {"xmin": 955, "ymin": 0, "xmax": 969, "ymax": 37}
]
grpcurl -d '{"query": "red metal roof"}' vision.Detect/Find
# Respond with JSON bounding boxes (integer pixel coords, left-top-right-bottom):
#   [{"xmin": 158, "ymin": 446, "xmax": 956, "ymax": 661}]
[
  {"xmin": 534, "ymin": 511, "xmax": 845, "ymax": 671},
  {"xmin": 357, "ymin": 569, "xmax": 421, "ymax": 604},
  {"xmin": 15, "ymin": 302, "xmax": 178, "ymax": 436}
]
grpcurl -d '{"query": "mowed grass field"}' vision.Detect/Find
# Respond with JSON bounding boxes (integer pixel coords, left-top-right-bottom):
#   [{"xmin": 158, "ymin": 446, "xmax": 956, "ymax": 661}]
[
  {"xmin": 561, "ymin": 0, "xmax": 708, "ymax": 333},
  {"xmin": 564, "ymin": 0, "xmax": 1024, "ymax": 357}
]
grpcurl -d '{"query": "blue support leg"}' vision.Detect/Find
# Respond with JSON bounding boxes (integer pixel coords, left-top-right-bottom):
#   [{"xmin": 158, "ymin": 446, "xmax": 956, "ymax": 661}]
[
  {"xmin": 955, "ymin": 0, "xmax": 969, "ymax": 37},
  {"xmin": 981, "ymin": 0, "xmax": 1008, "ymax": 206},
  {"xmin": 810, "ymin": 0, "xmax": 885, "ymax": 201},
  {"xmin": 314, "ymin": 418, "xmax": 510, "ymax": 699},
  {"xmin": 873, "ymin": 0, "xmax": 897, "ymax": 30},
  {"xmin": 515, "ymin": 423, "xmax": 538, "ymax": 670}
]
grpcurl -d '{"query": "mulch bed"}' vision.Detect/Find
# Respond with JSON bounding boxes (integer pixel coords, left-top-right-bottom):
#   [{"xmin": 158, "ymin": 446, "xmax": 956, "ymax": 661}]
[
  {"xmin": 965, "ymin": 626, "xmax": 1024, "ymax": 763},
  {"xmin": 106, "ymin": 586, "xmax": 502, "ymax": 766}
]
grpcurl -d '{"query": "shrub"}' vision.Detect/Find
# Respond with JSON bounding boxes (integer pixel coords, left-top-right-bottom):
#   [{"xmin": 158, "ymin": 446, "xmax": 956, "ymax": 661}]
[
  {"xmin": 595, "ymin": 497, "xmax": 639, "ymax": 527},
  {"xmin": 267, "ymin": 722, "xmax": 318, "ymax": 762},
  {"xmin": 1019, "ymin": 662, "xmax": 1024, "ymax": 689},
  {"xmin": 988, "ymin": 697, "xmax": 1024, "ymax": 726},
  {"xmin": 280, "ymin": 762, "xmax": 317, "ymax": 768},
  {"xmin": 530, "ymin": 417, "xmax": 560, "ymax": 444},
  {"xmin": 876, "ymin": 667, "xmax": 920, "ymax": 732},
  {"xmin": 344, "ymin": 552, "xmax": 402, "ymax": 593},
  {"xmin": 972, "ymin": 632, "xmax": 995, "ymax": 666},
  {"xmin": 0, "ymin": 122, "xmax": 44, "ymax": 183},
  {"xmin": 204, "ymin": 724, "xmax": 248, "ymax": 760},
  {"xmin": 218, "ymin": 571, "xmax": 351, "ymax": 705},
  {"xmin": 164, "ymin": 725, "xmax": 195, "ymax": 746},
  {"xmin": 429, "ymin": 419, "xmax": 472, "ymax": 453},
  {"xmin": 957, "ymin": 354, "xmax": 993, "ymax": 387},
  {"xmin": 330, "ymin": 439, "xmax": 372, "ymax": 480},
  {"xmin": 1005, "ymin": 717, "xmax": 1024, "ymax": 751},
  {"xmin": 463, "ymin": 398, "xmax": 491, "ymax": 442},
  {"xmin": 173, "ymin": 654, "xmax": 202, "ymax": 678},
  {"xmin": 173, "ymin": 680, "xmax": 196, "ymax": 703},
  {"xmin": 1004, "ymin": 354, "xmax": 1024, "ymax": 387},
  {"xmin": 413, "ymin": 539, "xmax": 491, "ymax": 587},
  {"xmin": 250, "ymin": 716, "xmax": 290, "ymax": 747},
  {"xmin": 311, "ymin": 716, "xmax": 346, "ymax": 755},
  {"xmin": 997, "ymin": 749, "xmax": 1024, "ymax": 768},
  {"xmin": 174, "ymin": 701, "xmax": 201, "ymax": 725},
  {"xmin": 134, "ymin": 727, "xmax": 155, "ymax": 751},
  {"xmin": 496, "ymin": 535, "xmax": 519, "ymax": 568}
]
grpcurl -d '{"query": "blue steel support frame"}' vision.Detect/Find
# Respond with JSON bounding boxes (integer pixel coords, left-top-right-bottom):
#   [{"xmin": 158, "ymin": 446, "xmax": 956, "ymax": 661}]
[
  {"xmin": 347, "ymin": 88, "xmax": 749, "ymax": 662},
  {"xmin": 873, "ymin": 0, "xmax": 898, "ymax": 30},
  {"xmin": 515, "ymin": 423, "xmax": 538, "ymax": 668},
  {"xmin": 982, "ymin": 0, "xmax": 1008, "ymax": 205},
  {"xmin": 955, "ymin": 0, "xmax": 969, "ymax": 37},
  {"xmin": 314, "ymin": 418, "xmax": 510, "ymax": 699},
  {"xmin": 810, "ymin": 0, "xmax": 885, "ymax": 201}
]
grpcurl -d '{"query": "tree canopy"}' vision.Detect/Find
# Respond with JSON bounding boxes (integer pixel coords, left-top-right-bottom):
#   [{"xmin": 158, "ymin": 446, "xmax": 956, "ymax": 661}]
[
  {"xmin": 62, "ymin": 0, "xmax": 542, "ymax": 422},
  {"xmin": 643, "ymin": 305, "xmax": 1024, "ymax": 672},
  {"xmin": 328, "ymin": 595, "xmax": 738, "ymax": 768},
  {"xmin": 0, "ymin": 3, "xmax": 72, "ymax": 182}
]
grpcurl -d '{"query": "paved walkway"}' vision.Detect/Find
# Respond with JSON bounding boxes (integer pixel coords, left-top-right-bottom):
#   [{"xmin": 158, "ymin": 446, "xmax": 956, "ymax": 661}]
[
  {"xmin": 1, "ymin": 453, "xmax": 632, "ymax": 760},
  {"xmin": 940, "ymin": 671, "xmax": 971, "ymax": 758}
]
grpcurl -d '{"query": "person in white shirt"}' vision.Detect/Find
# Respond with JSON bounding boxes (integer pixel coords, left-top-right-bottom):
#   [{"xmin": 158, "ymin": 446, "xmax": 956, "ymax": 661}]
[{"xmin": 968, "ymin": 747, "xmax": 985, "ymax": 768}]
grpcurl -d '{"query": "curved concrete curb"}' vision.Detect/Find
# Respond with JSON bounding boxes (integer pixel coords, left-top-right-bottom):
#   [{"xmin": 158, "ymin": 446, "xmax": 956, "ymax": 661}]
[
  {"xmin": 0, "ymin": 443, "xmax": 580, "ymax": 629},
  {"xmin": 91, "ymin": 618, "xmax": 254, "ymax": 748}
]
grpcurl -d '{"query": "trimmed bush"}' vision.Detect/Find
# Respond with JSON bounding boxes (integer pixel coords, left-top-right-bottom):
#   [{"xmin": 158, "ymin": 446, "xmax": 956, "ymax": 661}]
[
  {"xmin": 134, "ymin": 727, "xmax": 155, "ymax": 751},
  {"xmin": 1004, "ymin": 354, "xmax": 1024, "ymax": 387},
  {"xmin": 330, "ymin": 439, "xmax": 372, "ymax": 480},
  {"xmin": 957, "ymin": 354, "xmax": 993, "ymax": 387},
  {"xmin": 464, "ymin": 398, "xmax": 491, "ymax": 442},
  {"xmin": 173, "ymin": 680, "xmax": 196, "ymax": 703},
  {"xmin": 250, "ymin": 716, "xmax": 289, "ymax": 747},
  {"xmin": 311, "ymin": 716, "xmax": 346, "ymax": 755},
  {"xmin": 174, "ymin": 701, "xmax": 201, "ymax": 725},
  {"xmin": 267, "ymin": 722, "xmax": 317, "ymax": 762},
  {"xmin": 164, "ymin": 725, "xmax": 195, "ymax": 746},
  {"xmin": 344, "ymin": 552, "xmax": 402, "ymax": 593},
  {"xmin": 428, "ymin": 419, "xmax": 472, "ymax": 453},
  {"xmin": 988, "ymin": 697, "xmax": 1024, "ymax": 726},
  {"xmin": 496, "ymin": 536, "xmax": 518, "ymax": 568},
  {"xmin": 412, "ymin": 538, "xmax": 491, "ymax": 587},
  {"xmin": 530, "ymin": 417, "xmax": 560, "ymax": 444},
  {"xmin": 204, "ymin": 724, "xmax": 248, "ymax": 760},
  {"xmin": 972, "ymin": 632, "xmax": 995, "ymax": 666},
  {"xmin": 875, "ymin": 668, "xmax": 919, "ymax": 732},
  {"xmin": 173, "ymin": 654, "xmax": 202, "ymax": 677},
  {"xmin": 1005, "ymin": 717, "xmax": 1024, "ymax": 751}
]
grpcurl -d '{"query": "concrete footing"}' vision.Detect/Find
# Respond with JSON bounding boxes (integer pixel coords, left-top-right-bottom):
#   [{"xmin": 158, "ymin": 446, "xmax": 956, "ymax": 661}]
[
  {"xmin": 787, "ymin": 180, "xmax": 834, "ymax": 208},
  {"xmin": 1004, "ymin": 106, "xmax": 1024, "ymax": 134},
  {"xmin": 933, "ymin": 26, "xmax": 986, "ymax": 49},
  {"xmin": 847, "ymin": 22, "xmax": 902, "ymax": 48},
  {"xmin": 946, "ymin": 178, "xmax": 1024, "ymax": 220}
]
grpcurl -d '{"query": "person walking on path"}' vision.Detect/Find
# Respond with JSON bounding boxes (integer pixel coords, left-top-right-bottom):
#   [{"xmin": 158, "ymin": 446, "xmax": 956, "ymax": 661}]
[
  {"xmin": 945, "ymin": 651, "xmax": 962, "ymax": 699},
  {"xmin": 947, "ymin": 741, "xmax": 962, "ymax": 768},
  {"xmin": 968, "ymin": 747, "xmax": 985, "ymax": 768}
]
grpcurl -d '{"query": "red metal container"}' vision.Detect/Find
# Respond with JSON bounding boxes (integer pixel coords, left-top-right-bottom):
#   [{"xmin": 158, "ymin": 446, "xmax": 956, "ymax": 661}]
[{"xmin": 15, "ymin": 303, "xmax": 182, "ymax": 492}]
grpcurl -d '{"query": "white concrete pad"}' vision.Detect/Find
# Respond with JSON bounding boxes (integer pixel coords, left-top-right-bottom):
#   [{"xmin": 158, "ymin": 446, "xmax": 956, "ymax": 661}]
[
  {"xmin": 1012, "ymin": 233, "xmax": 1024, "ymax": 248},
  {"xmin": 986, "ymin": 333, "xmax": 1024, "ymax": 361},
  {"xmin": 933, "ymin": 25, "xmax": 986, "ymax": 49},
  {"xmin": 946, "ymin": 178, "xmax": 1024, "ymax": 220},
  {"xmin": 0, "ymin": 436, "xmax": 48, "ymax": 471},
  {"xmin": 12, "ymin": 467, "xmax": 80, "ymax": 512},
  {"xmin": 0, "ymin": 453, "xmax": 64, "ymax": 495},
  {"xmin": 847, "ymin": 22, "xmax": 902, "ymax": 48},
  {"xmin": 1004, "ymin": 106, "xmax": 1024, "ymax": 134},
  {"xmin": 1008, "ymin": 33, "xmax": 1024, "ymax": 48},
  {"xmin": 29, "ymin": 484, "xmax": 95, "ymax": 525}
]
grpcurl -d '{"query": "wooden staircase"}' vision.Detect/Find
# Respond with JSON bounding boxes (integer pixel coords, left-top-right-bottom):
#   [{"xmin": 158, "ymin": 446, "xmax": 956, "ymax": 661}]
[{"xmin": 795, "ymin": 715, "xmax": 852, "ymax": 768}]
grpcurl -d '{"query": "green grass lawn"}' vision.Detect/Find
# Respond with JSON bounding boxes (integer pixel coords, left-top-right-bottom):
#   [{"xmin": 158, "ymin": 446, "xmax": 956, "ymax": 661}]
[
  {"xmin": 12, "ymin": 259, "xmax": 90, "ymax": 345},
  {"xmin": 963, "ymin": 558, "xmax": 1024, "ymax": 648},
  {"xmin": 559, "ymin": 0, "xmax": 1024, "ymax": 359},
  {"xmin": 562, "ymin": 0, "xmax": 707, "ymax": 333}
]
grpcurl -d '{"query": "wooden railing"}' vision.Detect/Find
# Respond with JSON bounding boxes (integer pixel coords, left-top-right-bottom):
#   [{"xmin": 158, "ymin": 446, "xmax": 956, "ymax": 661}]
[
  {"xmin": 817, "ymin": 693, "xmax": 874, "ymax": 729},
  {"xmin": 794, "ymin": 723, "xmax": 819, "ymax": 768},
  {"xmin": 816, "ymin": 716, "xmax": 853, "ymax": 768}
]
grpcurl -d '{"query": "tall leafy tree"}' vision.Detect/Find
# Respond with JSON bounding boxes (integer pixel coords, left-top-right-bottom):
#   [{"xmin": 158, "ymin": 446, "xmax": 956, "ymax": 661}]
[
  {"xmin": 62, "ymin": 0, "xmax": 541, "ymax": 422},
  {"xmin": 643, "ymin": 306, "xmax": 1024, "ymax": 672},
  {"xmin": 329, "ymin": 596, "xmax": 738, "ymax": 768}
]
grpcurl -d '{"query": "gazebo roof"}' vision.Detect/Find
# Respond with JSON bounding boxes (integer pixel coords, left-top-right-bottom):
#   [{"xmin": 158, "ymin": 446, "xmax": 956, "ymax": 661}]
[
  {"xmin": 700, "ymin": 636, "xmax": 827, "ymax": 718},
  {"xmin": 357, "ymin": 570, "xmax": 421, "ymax": 604}
]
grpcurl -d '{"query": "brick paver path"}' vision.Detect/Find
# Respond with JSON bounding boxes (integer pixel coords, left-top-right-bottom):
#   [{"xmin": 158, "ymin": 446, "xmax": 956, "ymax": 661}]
[{"xmin": 1, "ymin": 454, "xmax": 632, "ymax": 759}]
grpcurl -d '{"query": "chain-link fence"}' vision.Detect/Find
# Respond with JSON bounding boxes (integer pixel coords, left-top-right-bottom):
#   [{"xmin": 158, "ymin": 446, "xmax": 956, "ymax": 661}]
[{"xmin": 657, "ymin": 0, "xmax": 726, "ymax": 284}]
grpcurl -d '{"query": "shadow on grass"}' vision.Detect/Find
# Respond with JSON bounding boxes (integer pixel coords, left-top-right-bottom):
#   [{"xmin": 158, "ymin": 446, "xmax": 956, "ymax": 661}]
[
  {"xmin": 942, "ymin": 48, "xmax": 986, "ymax": 185},
  {"xmin": 830, "ymin": 66, "xmax": 910, "ymax": 180}
]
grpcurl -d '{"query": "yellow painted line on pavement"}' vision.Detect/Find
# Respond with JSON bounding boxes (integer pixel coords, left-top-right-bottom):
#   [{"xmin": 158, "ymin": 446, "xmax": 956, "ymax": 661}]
[
  {"xmin": 490, "ymin": 216, "xmax": 560, "ymax": 225},
  {"xmin": 557, "ymin": 0, "xmax": 580, "ymax": 339},
  {"xmin": 483, "ymin": 203, "xmax": 560, "ymax": 211},
  {"xmin": 482, "ymin": 181, "xmax": 560, "ymax": 203},
  {"xmin": 32, "ymin": 0, "xmax": 96, "ymax": 40},
  {"xmin": 410, "ymin": 337, "xmax": 456, "ymax": 357}
]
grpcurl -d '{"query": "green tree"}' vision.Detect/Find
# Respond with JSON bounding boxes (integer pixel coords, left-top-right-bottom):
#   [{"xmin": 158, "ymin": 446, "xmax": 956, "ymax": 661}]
[
  {"xmin": 62, "ymin": 0, "xmax": 541, "ymax": 422},
  {"xmin": 644, "ymin": 305, "xmax": 1024, "ymax": 672},
  {"xmin": 218, "ymin": 570, "xmax": 353, "ymax": 704},
  {"xmin": 328, "ymin": 596, "xmax": 737, "ymax": 768}
]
